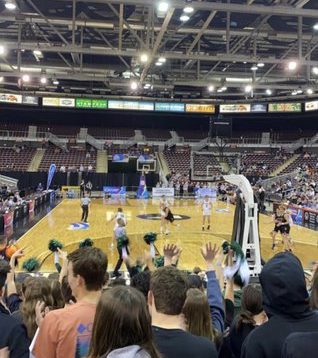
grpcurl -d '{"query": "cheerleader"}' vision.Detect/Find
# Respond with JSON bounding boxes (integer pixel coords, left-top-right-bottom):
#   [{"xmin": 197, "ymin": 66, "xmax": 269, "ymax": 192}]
[
  {"xmin": 160, "ymin": 196, "xmax": 169, "ymax": 234},
  {"xmin": 202, "ymin": 195, "xmax": 212, "ymax": 231}
]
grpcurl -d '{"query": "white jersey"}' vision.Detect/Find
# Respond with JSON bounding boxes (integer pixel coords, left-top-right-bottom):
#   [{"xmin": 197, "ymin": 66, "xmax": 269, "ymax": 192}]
[
  {"xmin": 160, "ymin": 199, "xmax": 169, "ymax": 216},
  {"xmin": 202, "ymin": 200, "xmax": 212, "ymax": 216},
  {"xmin": 114, "ymin": 212, "xmax": 127, "ymax": 230}
]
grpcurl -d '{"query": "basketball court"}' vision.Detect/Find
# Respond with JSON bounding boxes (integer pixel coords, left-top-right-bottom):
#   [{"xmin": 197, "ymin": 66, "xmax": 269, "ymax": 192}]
[{"xmin": 17, "ymin": 198, "xmax": 318, "ymax": 272}]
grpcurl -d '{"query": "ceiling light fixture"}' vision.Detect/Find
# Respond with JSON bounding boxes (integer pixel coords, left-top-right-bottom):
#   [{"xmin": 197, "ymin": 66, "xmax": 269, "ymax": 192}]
[
  {"xmin": 40, "ymin": 76, "xmax": 47, "ymax": 84},
  {"xmin": 155, "ymin": 61, "xmax": 163, "ymax": 66},
  {"xmin": 220, "ymin": 86, "xmax": 227, "ymax": 91},
  {"xmin": 22, "ymin": 74, "xmax": 30, "ymax": 82},
  {"xmin": 5, "ymin": 1, "xmax": 16, "ymax": 10},
  {"xmin": 245, "ymin": 85, "xmax": 252, "ymax": 93},
  {"xmin": 158, "ymin": 57, "xmax": 166, "ymax": 63},
  {"xmin": 313, "ymin": 23, "xmax": 318, "ymax": 31},
  {"xmin": 251, "ymin": 65, "xmax": 258, "ymax": 71},
  {"xmin": 297, "ymin": 89, "xmax": 303, "ymax": 94},
  {"xmin": 158, "ymin": 1, "xmax": 169, "ymax": 13},
  {"xmin": 33, "ymin": 50, "xmax": 42, "ymax": 56},
  {"xmin": 287, "ymin": 61, "xmax": 297, "ymax": 71},
  {"xmin": 140, "ymin": 53, "xmax": 148, "ymax": 63},
  {"xmin": 131, "ymin": 81, "xmax": 138, "ymax": 90},
  {"xmin": 208, "ymin": 85, "xmax": 214, "ymax": 92},
  {"xmin": 257, "ymin": 63, "xmax": 265, "ymax": 67},
  {"xmin": 180, "ymin": 14, "xmax": 190, "ymax": 22},
  {"xmin": 312, "ymin": 67, "xmax": 318, "ymax": 75},
  {"xmin": 266, "ymin": 89, "xmax": 272, "ymax": 95},
  {"xmin": 0, "ymin": 46, "xmax": 6, "ymax": 56},
  {"xmin": 0, "ymin": 77, "xmax": 3, "ymax": 82},
  {"xmin": 53, "ymin": 79, "xmax": 59, "ymax": 85},
  {"xmin": 291, "ymin": 90, "xmax": 297, "ymax": 95},
  {"xmin": 183, "ymin": 6, "xmax": 194, "ymax": 14},
  {"xmin": 307, "ymin": 88, "xmax": 313, "ymax": 95}
]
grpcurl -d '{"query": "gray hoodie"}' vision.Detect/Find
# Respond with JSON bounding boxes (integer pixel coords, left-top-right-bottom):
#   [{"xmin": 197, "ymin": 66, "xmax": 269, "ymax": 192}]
[{"xmin": 101, "ymin": 345, "xmax": 151, "ymax": 358}]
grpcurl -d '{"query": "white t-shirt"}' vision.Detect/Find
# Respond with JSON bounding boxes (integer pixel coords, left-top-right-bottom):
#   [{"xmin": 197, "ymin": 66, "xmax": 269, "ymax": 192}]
[
  {"xmin": 202, "ymin": 200, "xmax": 212, "ymax": 215},
  {"xmin": 114, "ymin": 212, "xmax": 127, "ymax": 230}
]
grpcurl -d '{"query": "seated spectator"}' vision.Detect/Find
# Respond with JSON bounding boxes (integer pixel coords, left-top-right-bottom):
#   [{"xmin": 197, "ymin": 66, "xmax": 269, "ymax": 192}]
[
  {"xmin": 33, "ymin": 247, "xmax": 108, "ymax": 358},
  {"xmin": 88, "ymin": 286, "xmax": 161, "ymax": 358},
  {"xmin": 0, "ymin": 260, "xmax": 29, "ymax": 357},
  {"xmin": 241, "ymin": 252, "xmax": 318, "ymax": 358},
  {"xmin": 149, "ymin": 266, "xmax": 218, "ymax": 358},
  {"xmin": 229, "ymin": 284, "xmax": 267, "ymax": 358}
]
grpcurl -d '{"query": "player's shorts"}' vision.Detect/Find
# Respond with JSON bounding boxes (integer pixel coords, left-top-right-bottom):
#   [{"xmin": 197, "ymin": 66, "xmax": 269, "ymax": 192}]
[
  {"xmin": 203, "ymin": 211, "xmax": 211, "ymax": 216},
  {"xmin": 165, "ymin": 210, "xmax": 175, "ymax": 223},
  {"xmin": 273, "ymin": 224, "xmax": 290, "ymax": 234}
]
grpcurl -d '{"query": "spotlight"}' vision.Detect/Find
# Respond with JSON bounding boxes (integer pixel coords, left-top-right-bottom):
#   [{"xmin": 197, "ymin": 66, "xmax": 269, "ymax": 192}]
[
  {"xmin": 288, "ymin": 61, "xmax": 297, "ymax": 71},
  {"xmin": 33, "ymin": 50, "xmax": 42, "ymax": 56},
  {"xmin": 0, "ymin": 77, "xmax": 3, "ymax": 82},
  {"xmin": 155, "ymin": 61, "xmax": 163, "ymax": 66},
  {"xmin": 5, "ymin": 1, "xmax": 16, "ymax": 10},
  {"xmin": 257, "ymin": 63, "xmax": 265, "ymax": 67},
  {"xmin": 266, "ymin": 89, "xmax": 272, "ymax": 95},
  {"xmin": 313, "ymin": 23, "xmax": 318, "ymax": 31},
  {"xmin": 291, "ymin": 90, "xmax": 297, "ymax": 95},
  {"xmin": 180, "ymin": 15, "xmax": 190, "ymax": 22},
  {"xmin": 158, "ymin": 57, "xmax": 166, "ymax": 63},
  {"xmin": 312, "ymin": 67, "xmax": 318, "ymax": 75},
  {"xmin": 220, "ymin": 86, "xmax": 227, "ymax": 92},
  {"xmin": 131, "ymin": 81, "xmax": 138, "ymax": 90},
  {"xmin": 22, "ymin": 74, "xmax": 30, "ymax": 82},
  {"xmin": 140, "ymin": 53, "xmax": 148, "ymax": 63},
  {"xmin": 40, "ymin": 77, "xmax": 47, "ymax": 84},
  {"xmin": 183, "ymin": 6, "xmax": 194, "ymax": 14},
  {"xmin": 53, "ymin": 80, "xmax": 59, "ymax": 85},
  {"xmin": 0, "ymin": 46, "xmax": 6, "ymax": 56},
  {"xmin": 307, "ymin": 88, "xmax": 314, "ymax": 95},
  {"xmin": 245, "ymin": 85, "xmax": 252, "ymax": 93},
  {"xmin": 158, "ymin": 1, "xmax": 169, "ymax": 13},
  {"xmin": 296, "ymin": 89, "xmax": 303, "ymax": 94},
  {"xmin": 251, "ymin": 65, "xmax": 258, "ymax": 71},
  {"xmin": 208, "ymin": 85, "xmax": 214, "ymax": 92}
]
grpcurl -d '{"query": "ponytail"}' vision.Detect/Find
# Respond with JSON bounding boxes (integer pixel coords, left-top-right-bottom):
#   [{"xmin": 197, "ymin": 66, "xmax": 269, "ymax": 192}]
[{"xmin": 236, "ymin": 310, "xmax": 255, "ymax": 331}]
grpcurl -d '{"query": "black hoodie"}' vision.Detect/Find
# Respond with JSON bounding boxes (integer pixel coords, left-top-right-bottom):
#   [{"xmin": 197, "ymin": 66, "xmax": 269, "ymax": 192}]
[{"xmin": 241, "ymin": 252, "xmax": 318, "ymax": 358}]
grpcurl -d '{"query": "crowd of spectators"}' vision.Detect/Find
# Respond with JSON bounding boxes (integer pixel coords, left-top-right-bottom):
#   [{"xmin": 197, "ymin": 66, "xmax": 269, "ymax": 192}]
[{"xmin": 1, "ymin": 239, "xmax": 318, "ymax": 358}]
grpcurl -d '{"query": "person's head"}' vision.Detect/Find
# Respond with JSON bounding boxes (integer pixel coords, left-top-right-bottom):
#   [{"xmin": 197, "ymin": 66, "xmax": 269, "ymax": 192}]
[
  {"xmin": 21, "ymin": 277, "xmax": 54, "ymax": 340},
  {"xmin": 188, "ymin": 274, "xmax": 204, "ymax": 291},
  {"xmin": 131, "ymin": 271, "xmax": 151, "ymax": 298},
  {"xmin": 117, "ymin": 208, "xmax": 123, "ymax": 213},
  {"xmin": 204, "ymin": 195, "xmax": 209, "ymax": 200},
  {"xmin": 183, "ymin": 288, "xmax": 217, "ymax": 342},
  {"xmin": 236, "ymin": 284, "xmax": 264, "ymax": 330},
  {"xmin": 89, "ymin": 286, "xmax": 161, "ymax": 358},
  {"xmin": 0, "ymin": 259, "xmax": 10, "ymax": 297},
  {"xmin": 61, "ymin": 276, "xmax": 76, "ymax": 305},
  {"xmin": 149, "ymin": 266, "xmax": 189, "ymax": 316},
  {"xmin": 84, "ymin": 192, "xmax": 89, "ymax": 197},
  {"xmin": 50, "ymin": 279, "xmax": 65, "ymax": 309},
  {"xmin": 193, "ymin": 266, "xmax": 202, "ymax": 275},
  {"xmin": 109, "ymin": 277, "xmax": 126, "ymax": 287},
  {"xmin": 67, "ymin": 247, "xmax": 108, "ymax": 298}
]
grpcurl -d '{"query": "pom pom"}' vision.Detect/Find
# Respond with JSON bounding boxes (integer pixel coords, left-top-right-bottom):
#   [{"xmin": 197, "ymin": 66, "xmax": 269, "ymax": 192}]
[
  {"xmin": 22, "ymin": 258, "xmax": 40, "ymax": 272},
  {"xmin": 5, "ymin": 244, "xmax": 19, "ymax": 258},
  {"xmin": 154, "ymin": 256, "xmax": 164, "ymax": 268},
  {"xmin": 117, "ymin": 235, "xmax": 129, "ymax": 250},
  {"xmin": 48, "ymin": 239, "xmax": 63, "ymax": 253},
  {"xmin": 79, "ymin": 238, "xmax": 94, "ymax": 248},
  {"xmin": 143, "ymin": 232, "xmax": 157, "ymax": 245}
]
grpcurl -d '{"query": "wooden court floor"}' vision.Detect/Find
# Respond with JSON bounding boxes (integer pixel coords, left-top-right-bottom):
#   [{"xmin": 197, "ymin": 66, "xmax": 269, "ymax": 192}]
[{"xmin": 17, "ymin": 198, "xmax": 318, "ymax": 272}]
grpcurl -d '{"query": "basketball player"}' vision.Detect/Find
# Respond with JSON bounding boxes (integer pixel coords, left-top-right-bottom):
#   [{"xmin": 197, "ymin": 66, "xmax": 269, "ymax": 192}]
[
  {"xmin": 80, "ymin": 192, "xmax": 91, "ymax": 223},
  {"xmin": 202, "ymin": 195, "xmax": 212, "ymax": 231},
  {"xmin": 270, "ymin": 204, "xmax": 293, "ymax": 251}
]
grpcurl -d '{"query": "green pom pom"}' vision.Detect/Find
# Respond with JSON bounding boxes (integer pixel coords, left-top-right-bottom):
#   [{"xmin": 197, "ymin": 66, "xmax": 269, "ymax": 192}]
[
  {"xmin": 48, "ymin": 239, "xmax": 63, "ymax": 252},
  {"xmin": 117, "ymin": 236, "xmax": 129, "ymax": 250},
  {"xmin": 222, "ymin": 241, "xmax": 245, "ymax": 260},
  {"xmin": 79, "ymin": 238, "xmax": 94, "ymax": 248},
  {"xmin": 154, "ymin": 256, "xmax": 164, "ymax": 268},
  {"xmin": 143, "ymin": 232, "xmax": 157, "ymax": 245},
  {"xmin": 22, "ymin": 258, "xmax": 40, "ymax": 272}
]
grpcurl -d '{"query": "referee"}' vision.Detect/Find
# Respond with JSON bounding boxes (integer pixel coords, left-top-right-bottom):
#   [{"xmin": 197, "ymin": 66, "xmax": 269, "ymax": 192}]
[{"xmin": 80, "ymin": 192, "xmax": 91, "ymax": 222}]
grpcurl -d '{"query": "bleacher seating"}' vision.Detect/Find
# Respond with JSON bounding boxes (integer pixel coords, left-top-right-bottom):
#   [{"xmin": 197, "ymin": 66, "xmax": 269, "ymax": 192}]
[
  {"xmin": 163, "ymin": 148, "xmax": 191, "ymax": 175},
  {"xmin": 39, "ymin": 148, "xmax": 97, "ymax": 171},
  {"xmin": 142, "ymin": 128, "xmax": 171, "ymax": 141},
  {"xmin": 177, "ymin": 130, "xmax": 208, "ymax": 141},
  {"xmin": 193, "ymin": 153, "xmax": 222, "ymax": 177},
  {"xmin": 88, "ymin": 127, "xmax": 134, "ymax": 139},
  {"xmin": 0, "ymin": 147, "xmax": 36, "ymax": 171},
  {"xmin": 281, "ymin": 155, "xmax": 318, "ymax": 174}
]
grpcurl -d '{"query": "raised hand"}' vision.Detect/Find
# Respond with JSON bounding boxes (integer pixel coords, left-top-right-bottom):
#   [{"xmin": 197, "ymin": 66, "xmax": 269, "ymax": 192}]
[
  {"xmin": 163, "ymin": 244, "xmax": 180, "ymax": 266},
  {"xmin": 201, "ymin": 242, "xmax": 219, "ymax": 264}
]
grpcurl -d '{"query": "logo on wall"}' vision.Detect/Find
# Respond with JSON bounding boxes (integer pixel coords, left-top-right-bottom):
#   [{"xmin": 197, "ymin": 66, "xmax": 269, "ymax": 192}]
[
  {"xmin": 137, "ymin": 214, "xmax": 190, "ymax": 221},
  {"xmin": 68, "ymin": 222, "xmax": 90, "ymax": 230}
]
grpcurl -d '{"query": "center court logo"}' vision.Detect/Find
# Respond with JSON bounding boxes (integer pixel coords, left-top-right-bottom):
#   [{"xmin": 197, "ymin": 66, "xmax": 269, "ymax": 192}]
[
  {"xmin": 68, "ymin": 222, "xmax": 90, "ymax": 230},
  {"xmin": 137, "ymin": 214, "xmax": 190, "ymax": 221}
]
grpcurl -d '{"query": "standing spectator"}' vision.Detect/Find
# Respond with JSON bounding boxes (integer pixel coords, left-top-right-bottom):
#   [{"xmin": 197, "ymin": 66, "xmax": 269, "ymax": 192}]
[
  {"xmin": 241, "ymin": 252, "xmax": 318, "ymax": 358},
  {"xmin": 88, "ymin": 286, "xmax": 161, "ymax": 358},
  {"xmin": 0, "ymin": 260, "xmax": 29, "ymax": 358},
  {"xmin": 86, "ymin": 180, "xmax": 93, "ymax": 196},
  {"xmin": 32, "ymin": 247, "xmax": 108, "ymax": 358},
  {"xmin": 149, "ymin": 266, "xmax": 217, "ymax": 358}
]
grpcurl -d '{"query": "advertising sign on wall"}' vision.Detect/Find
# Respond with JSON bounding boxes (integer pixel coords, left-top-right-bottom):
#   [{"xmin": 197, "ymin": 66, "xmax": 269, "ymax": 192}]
[
  {"xmin": 305, "ymin": 100, "xmax": 318, "ymax": 112},
  {"xmin": 0, "ymin": 93, "xmax": 22, "ymax": 103},
  {"xmin": 152, "ymin": 187, "xmax": 175, "ymax": 197},
  {"xmin": 155, "ymin": 102, "xmax": 185, "ymax": 112},
  {"xmin": 220, "ymin": 104, "xmax": 251, "ymax": 113},
  {"xmin": 268, "ymin": 102, "xmax": 301, "ymax": 112},
  {"xmin": 185, "ymin": 104, "xmax": 215, "ymax": 113}
]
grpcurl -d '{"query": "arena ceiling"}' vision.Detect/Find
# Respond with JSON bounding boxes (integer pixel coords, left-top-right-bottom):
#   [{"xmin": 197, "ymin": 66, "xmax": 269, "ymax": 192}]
[{"xmin": 1, "ymin": 0, "xmax": 318, "ymax": 101}]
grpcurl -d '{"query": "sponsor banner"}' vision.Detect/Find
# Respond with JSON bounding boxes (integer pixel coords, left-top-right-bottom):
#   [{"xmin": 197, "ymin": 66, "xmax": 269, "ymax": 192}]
[
  {"xmin": 3, "ymin": 211, "xmax": 13, "ymax": 228},
  {"xmin": 22, "ymin": 95, "xmax": 38, "ymax": 105},
  {"xmin": 108, "ymin": 100, "xmax": 154, "ymax": 111},
  {"xmin": 152, "ymin": 187, "xmax": 175, "ymax": 197},
  {"xmin": 76, "ymin": 98, "xmax": 92, "ymax": 108},
  {"xmin": 92, "ymin": 99, "xmax": 108, "ymax": 109},
  {"xmin": 305, "ymin": 100, "xmax": 318, "ymax": 112},
  {"xmin": 220, "ymin": 104, "xmax": 251, "ymax": 113},
  {"xmin": 155, "ymin": 102, "xmax": 185, "ymax": 112},
  {"xmin": 303, "ymin": 208, "xmax": 318, "ymax": 230},
  {"xmin": 103, "ymin": 186, "xmax": 126, "ymax": 195},
  {"xmin": 59, "ymin": 98, "xmax": 75, "ymax": 107},
  {"xmin": 112, "ymin": 153, "xmax": 129, "ymax": 163},
  {"xmin": 289, "ymin": 205, "xmax": 303, "ymax": 226},
  {"xmin": 195, "ymin": 187, "xmax": 217, "ymax": 201},
  {"xmin": 251, "ymin": 103, "xmax": 267, "ymax": 112},
  {"xmin": 0, "ymin": 93, "xmax": 22, "ymax": 104},
  {"xmin": 185, "ymin": 104, "xmax": 215, "ymax": 113},
  {"xmin": 43, "ymin": 97, "xmax": 60, "ymax": 107},
  {"xmin": 268, "ymin": 102, "xmax": 301, "ymax": 112},
  {"xmin": 46, "ymin": 164, "xmax": 56, "ymax": 190}
]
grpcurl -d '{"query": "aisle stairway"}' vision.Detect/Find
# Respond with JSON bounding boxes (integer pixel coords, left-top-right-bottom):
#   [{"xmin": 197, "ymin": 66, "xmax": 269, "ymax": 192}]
[
  {"xmin": 27, "ymin": 148, "xmax": 45, "ymax": 172},
  {"xmin": 96, "ymin": 150, "xmax": 108, "ymax": 173},
  {"xmin": 270, "ymin": 154, "xmax": 300, "ymax": 176}
]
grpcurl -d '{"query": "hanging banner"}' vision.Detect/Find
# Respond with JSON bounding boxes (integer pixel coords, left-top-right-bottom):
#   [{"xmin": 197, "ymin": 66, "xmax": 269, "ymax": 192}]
[
  {"xmin": 137, "ymin": 174, "xmax": 149, "ymax": 199},
  {"xmin": 76, "ymin": 98, "xmax": 92, "ymax": 108},
  {"xmin": 155, "ymin": 102, "xmax": 185, "ymax": 112},
  {"xmin": 305, "ymin": 100, "xmax": 318, "ymax": 112},
  {"xmin": 22, "ymin": 96, "xmax": 39, "ymax": 105},
  {"xmin": 185, "ymin": 104, "xmax": 215, "ymax": 113},
  {"xmin": 46, "ymin": 164, "xmax": 56, "ymax": 190},
  {"xmin": 0, "ymin": 93, "xmax": 22, "ymax": 103},
  {"xmin": 92, "ymin": 99, "xmax": 108, "ymax": 109},
  {"xmin": 59, "ymin": 98, "xmax": 75, "ymax": 107},
  {"xmin": 43, "ymin": 97, "xmax": 60, "ymax": 107},
  {"xmin": 220, "ymin": 104, "xmax": 251, "ymax": 113},
  {"xmin": 251, "ymin": 103, "xmax": 267, "ymax": 112},
  {"xmin": 268, "ymin": 102, "xmax": 301, "ymax": 112}
]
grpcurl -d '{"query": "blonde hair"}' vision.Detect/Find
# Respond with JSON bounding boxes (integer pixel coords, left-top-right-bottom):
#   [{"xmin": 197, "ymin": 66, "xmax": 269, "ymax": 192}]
[{"xmin": 21, "ymin": 277, "xmax": 54, "ymax": 339}]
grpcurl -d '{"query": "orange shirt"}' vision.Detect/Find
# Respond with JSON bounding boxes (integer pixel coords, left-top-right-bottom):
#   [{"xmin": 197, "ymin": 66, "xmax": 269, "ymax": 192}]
[{"xmin": 33, "ymin": 301, "xmax": 96, "ymax": 358}]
